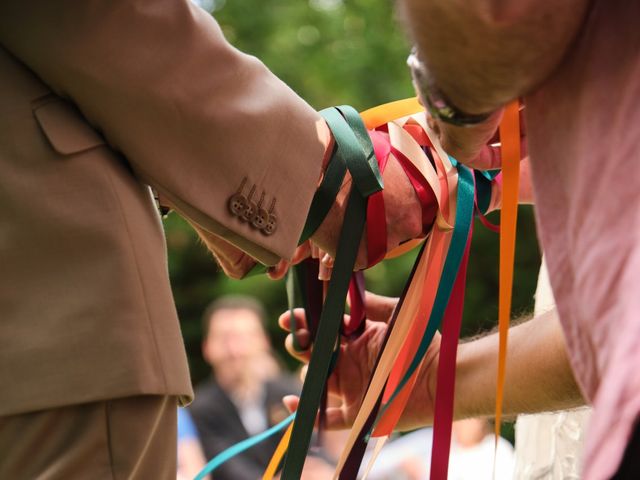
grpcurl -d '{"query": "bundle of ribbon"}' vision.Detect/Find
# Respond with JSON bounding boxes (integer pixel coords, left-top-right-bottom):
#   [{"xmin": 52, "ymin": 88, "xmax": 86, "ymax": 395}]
[{"xmin": 195, "ymin": 98, "xmax": 520, "ymax": 480}]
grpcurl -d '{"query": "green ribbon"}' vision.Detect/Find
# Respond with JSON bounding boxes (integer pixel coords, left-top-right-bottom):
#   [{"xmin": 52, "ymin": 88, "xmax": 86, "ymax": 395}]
[
  {"xmin": 299, "ymin": 151, "xmax": 347, "ymax": 244},
  {"xmin": 281, "ymin": 107, "xmax": 382, "ymax": 479},
  {"xmin": 335, "ymin": 105, "xmax": 383, "ymax": 196},
  {"xmin": 194, "ymin": 106, "xmax": 381, "ymax": 479}
]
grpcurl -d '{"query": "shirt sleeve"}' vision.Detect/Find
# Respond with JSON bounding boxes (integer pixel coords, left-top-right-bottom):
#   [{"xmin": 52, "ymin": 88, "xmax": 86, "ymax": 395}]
[{"xmin": 178, "ymin": 407, "xmax": 200, "ymax": 441}]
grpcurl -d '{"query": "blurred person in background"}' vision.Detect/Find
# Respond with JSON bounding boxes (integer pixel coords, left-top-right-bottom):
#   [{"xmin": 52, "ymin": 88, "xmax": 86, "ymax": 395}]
[
  {"xmin": 448, "ymin": 418, "xmax": 514, "ymax": 480},
  {"xmin": 189, "ymin": 296, "xmax": 300, "ymax": 479},
  {"xmin": 359, "ymin": 419, "xmax": 512, "ymax": 480}
]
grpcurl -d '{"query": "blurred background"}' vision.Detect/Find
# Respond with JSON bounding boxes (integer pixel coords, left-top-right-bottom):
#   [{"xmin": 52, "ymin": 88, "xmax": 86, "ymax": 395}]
[{"xmin": 171, "ymin": 0, "xmax": 541, "ymax": 443}]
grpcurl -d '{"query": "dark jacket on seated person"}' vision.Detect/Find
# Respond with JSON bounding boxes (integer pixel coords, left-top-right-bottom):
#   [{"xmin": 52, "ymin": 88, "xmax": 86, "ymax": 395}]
[{"xmin": 189, "ymin": 376, "xmax": 300, "ymax": 480}]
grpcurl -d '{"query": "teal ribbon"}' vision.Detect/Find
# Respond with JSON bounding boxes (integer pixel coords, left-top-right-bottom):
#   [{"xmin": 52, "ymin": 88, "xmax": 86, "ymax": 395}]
[
  {"xmin": 474, "ymin": 168, "xmax": 500, "ymax": 215},
  {"xmin": 448, "ymin": 158, "xmax": 498, "ymax": 215},
  {"xmin": 194, "ymin": 413, "xmax": 296, "ymax": 480},
  {"xmin": 370, "ymin": 161, "xmax": 475, "ymax": 430},
  {"xmin": 474, "ymin": 170, "xmax": 493, "ymax": 215}
]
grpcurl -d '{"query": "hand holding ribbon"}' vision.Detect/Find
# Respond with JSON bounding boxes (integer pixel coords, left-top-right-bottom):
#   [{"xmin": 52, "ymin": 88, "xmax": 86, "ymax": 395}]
[{"xmin": 278, "ymin": 292, "xmax": 442, "ymax": 432}]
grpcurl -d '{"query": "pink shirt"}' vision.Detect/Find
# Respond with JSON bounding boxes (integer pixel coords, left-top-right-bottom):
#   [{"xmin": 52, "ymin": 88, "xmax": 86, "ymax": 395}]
[{"xmin": 525, "ymin": 1, "xmax": 640, "ymax": 478}]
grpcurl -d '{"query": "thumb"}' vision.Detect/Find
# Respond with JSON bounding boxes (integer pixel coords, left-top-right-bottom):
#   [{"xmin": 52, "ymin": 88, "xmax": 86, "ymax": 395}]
[
  {"xmin": 189, "ymin": 222, "xmax": 258, "ymax": 279},
  {"xmin": 267, "ymin": 259, "xmax": 290, "ymax": 280},
  {"xmin": 283, "ymin": 395, "xmax": 299, "ymax": 414},
  {"xmin": 364, "ymin": 291, "xmax": 398, "ymax": 323}
]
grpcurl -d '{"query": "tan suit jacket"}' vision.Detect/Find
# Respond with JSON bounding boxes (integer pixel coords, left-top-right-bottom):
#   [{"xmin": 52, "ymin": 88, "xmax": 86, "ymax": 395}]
[{"xmin": 0, "ymin": 0, "xmax": 326, "ymax": 415}]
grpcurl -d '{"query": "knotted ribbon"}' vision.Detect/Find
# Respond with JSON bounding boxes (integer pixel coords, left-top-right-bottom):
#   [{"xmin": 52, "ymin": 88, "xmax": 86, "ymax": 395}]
[{"xmin": 195, "ymin": 98, "xmax": 520, "ymax": 480}]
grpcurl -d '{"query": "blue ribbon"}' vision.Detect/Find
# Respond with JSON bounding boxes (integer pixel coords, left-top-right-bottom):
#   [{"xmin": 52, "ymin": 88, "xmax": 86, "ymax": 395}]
[{"xmin": 194, "ymin": 413, "xmax": 296, "ymax": 480}]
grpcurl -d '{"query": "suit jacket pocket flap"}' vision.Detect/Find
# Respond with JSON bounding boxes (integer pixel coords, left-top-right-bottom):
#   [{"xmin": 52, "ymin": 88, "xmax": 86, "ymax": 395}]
[{"xmin": 34, "ymin": 97, "xmax": 104, "ymax": 155}]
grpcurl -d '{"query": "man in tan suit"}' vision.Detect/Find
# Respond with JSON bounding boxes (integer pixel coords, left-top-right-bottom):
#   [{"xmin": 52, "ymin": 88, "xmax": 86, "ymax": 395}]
[{"xmin": 0, "ymin": 1, "xmax": 422, "ymax": 478}]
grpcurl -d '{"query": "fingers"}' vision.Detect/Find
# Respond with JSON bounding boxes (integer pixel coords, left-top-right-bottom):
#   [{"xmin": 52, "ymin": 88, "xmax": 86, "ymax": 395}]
[
  {"xmin": 283, "ymin": 394, "xmax": 299, "ymax": 414},
  {"xmin": 469, "ymin": 143, "xmax": 503, "ymax": 170},
  {"xmin": 269, "ymin": 240, "xmax": 336, "ymax": 281},
  {"xmin": 282, "ymin": 396, "xmax": 352, "ymax": 431},
  {"xmin": 291, "ymin": 242, "xmax": 312, "ymax": 265},
  {"xmin": 268, "ymin": 241, "xmax": 315, "ymax": 280},
  {"xmin": 473, "ymin": 134, "xmax": 529, "ymax": 172},
  {"xmin": 364, "ymin": 291, "xmax": 399, "ymax": 323},
  {"xmin": 267, "ymin": 259, "xmax": 290, "ymax": 280},
  {"xmin": 279, "ymin": 308, "xmax": 313, "ymax": 362},
  {"xmin": 431, "ymin": 104, "xmax": 527, "ymax": 172},
  {"xmin": 279, "ymin": 308, "xmax": 309, "ymax": 332},
  {"xmin": 319, "ymin": 253, "xmax": 333, "ymax": 281},
  {"xmin": 322, "ymin": 406, "xmax": 352, "ymax": 430},
  {"xmin": 432, "ymin": 110, "xmax": 504, "ymax": 169},
  {"xmin": 309, "ymin": 243, "xmax": 334, "ymax": 281},
  {"xmin": 284, "ymin": 332, "xmax": 312, "ymax": 363},
  {"xmin": 190, "ymin": 223, "xmax": 257, "ymax": 279}
]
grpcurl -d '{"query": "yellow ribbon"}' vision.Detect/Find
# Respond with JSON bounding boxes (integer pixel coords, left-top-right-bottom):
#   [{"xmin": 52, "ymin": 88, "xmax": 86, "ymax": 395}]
[{"xmin": 261, "ymin": 422, "xmax": 294, "ymax": 480}]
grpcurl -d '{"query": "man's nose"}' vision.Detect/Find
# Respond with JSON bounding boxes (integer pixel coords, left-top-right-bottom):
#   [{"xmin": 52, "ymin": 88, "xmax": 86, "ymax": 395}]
[{"xmin": 225, "ymin": 337, "xmax": 250, "ymax": 358}]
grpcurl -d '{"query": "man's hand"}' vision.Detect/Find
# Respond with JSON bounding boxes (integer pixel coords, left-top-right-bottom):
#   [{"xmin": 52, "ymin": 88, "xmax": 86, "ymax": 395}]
[
  {"xmin": 181, "ymin": 118, "xmax": 424, "ymax": 280},
  {"xmin": 188, "ymin": 110, "xmax": 529, "ymax": 280},
  {"xmin": 279, "ymin": 298, "xmax": 583, "ymax": 434},
  {"xmin": 267, "ymin": 128, "xmax": 425, "ymax": 280},
  {"xmin": 190, "ymin": 223, "xmax": 258, "ymax": 279},
  {"xmin": 158, "ymin": 193, "xmax": 259, "ymax": 279},
  {"xmin": 426, "ymin": 107, "xmax": 528, "ymax": 170},
  {"xmin": 311, "ymin": 153, "xmax": 423, "ymax": 272},
  {"xmin": 278, "ymin": 292, "xmax": 441, "ymax": 431}
]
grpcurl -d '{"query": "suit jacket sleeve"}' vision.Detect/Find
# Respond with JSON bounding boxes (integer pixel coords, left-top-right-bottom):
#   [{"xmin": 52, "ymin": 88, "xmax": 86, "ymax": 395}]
[{"xmin": 0, "ymin": 0, "xmax": 326, "ymax": 265}]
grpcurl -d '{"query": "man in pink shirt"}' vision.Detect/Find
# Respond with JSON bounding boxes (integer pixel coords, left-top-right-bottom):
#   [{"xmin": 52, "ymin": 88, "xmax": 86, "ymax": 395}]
[
  {"xmin": 282, "ymin": 1, "xmax": 639, "ymax": 478},
  {"xmin": 401, "ymin": 1, "xmax": 640, "ymax": 478}
]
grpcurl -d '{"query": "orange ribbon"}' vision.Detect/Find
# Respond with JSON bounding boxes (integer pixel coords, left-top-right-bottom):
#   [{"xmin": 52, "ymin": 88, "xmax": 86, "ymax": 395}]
[
  {"xmin": 494, "ymin": 100, "xmax": 521, "ymax": 442},
  {"xmin": 262, "ymin": 422, "xmax": 294, "ymax": 480}
]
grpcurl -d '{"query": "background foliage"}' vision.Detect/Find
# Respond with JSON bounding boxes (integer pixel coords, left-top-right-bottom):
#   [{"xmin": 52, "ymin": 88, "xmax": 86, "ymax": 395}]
[{"xmin": 168, "ymin": 0, "xmax": 541, "ymax": 438}]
